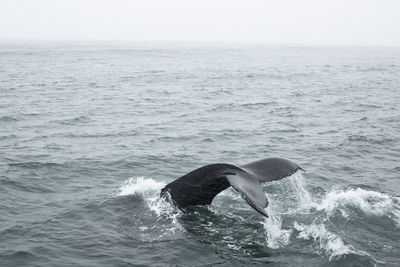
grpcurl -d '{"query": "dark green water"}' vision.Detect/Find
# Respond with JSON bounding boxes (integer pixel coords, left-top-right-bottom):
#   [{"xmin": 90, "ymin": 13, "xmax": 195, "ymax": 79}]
[{"xmin": 1, "ymin": 43, "xmax": 399, "ymax": 266}]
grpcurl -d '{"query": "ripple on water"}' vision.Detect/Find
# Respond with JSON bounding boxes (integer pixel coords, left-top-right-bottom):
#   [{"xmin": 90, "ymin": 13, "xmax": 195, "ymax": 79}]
[{"xmin": 1, "ymin": 45, "xmax": 400, "ymax": 266}]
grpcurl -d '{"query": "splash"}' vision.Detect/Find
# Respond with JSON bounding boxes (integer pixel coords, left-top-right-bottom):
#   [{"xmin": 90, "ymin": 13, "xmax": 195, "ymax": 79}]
[
  {"xmin": 263, "ymin": 172, "xmax": 307, "ymax": 248},
  {"xmin": 117, "ymin": 177, "xmax": 182, "ymax": 234},
  {"xmin": 118, "ymin": 176, "xmax": 166, "ymax": 196},
  {"xmin": 278, "ymin": 174, "xmax": 400, "ymax": 226},
  {"xmin": 316, "ymin": 188, "xmax": 400, "ymax": 223},
  {"xmin": 262, "ymin": 173, "xmax": 396, "ymax": 263},
  {"xmin": 119, "ymin": 175, "xmax": 398, "ymax": 262},
  {"xmin": 263, "ymin": 204, "xmax": 292, "ymax": 248},
  {"xmin": 288, "ymin": 173, "xmax": 313, "ymax": 210},
  {"xmin": 294, "ymin": 222, "xmax": 354, "ymax": 261}
]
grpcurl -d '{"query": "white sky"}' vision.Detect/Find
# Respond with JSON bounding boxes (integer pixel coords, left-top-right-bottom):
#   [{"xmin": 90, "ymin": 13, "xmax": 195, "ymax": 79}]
[{"xmin": 1, "ymin": 0, "xmax": 400, "ymax": 46}]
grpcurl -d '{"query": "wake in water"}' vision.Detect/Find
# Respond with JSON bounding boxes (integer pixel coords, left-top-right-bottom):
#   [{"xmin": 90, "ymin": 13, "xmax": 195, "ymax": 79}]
[{"xmin": 116, "ymin": 174, "xmax": 399, "ymax": 263}]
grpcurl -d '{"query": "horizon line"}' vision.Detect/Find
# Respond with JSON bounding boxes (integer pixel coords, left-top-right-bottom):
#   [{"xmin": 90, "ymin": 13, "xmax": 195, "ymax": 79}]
[{"xmin": 1, "ymin": 38, "xmax": 400, "ymax": 49}]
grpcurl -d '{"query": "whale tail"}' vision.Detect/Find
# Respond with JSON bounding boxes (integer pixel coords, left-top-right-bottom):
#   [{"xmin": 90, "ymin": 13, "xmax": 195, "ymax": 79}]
[{"xmin": 161, "ymin": 157, "xmax": 303, "ymax": 217}]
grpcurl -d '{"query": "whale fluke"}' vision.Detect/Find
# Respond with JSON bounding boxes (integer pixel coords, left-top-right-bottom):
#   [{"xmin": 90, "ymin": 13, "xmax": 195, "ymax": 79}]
[
  {"xmin": 225, "ymin": 169, "xmax": 269, "ymax": 217},
  {"xmin": 240, "ymin": 157, "xmax": 304, "ymax": 182},
  {"xmin": 161, "ymin": 157, "xmax": 303, "ymax": 217}
]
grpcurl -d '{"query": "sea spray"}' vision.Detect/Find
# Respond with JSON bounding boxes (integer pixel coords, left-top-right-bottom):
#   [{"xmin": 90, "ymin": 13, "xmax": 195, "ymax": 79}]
[
  {"xmin": 264, "ymin": 203, "xmax": 292, "ymax": 248},
  {"xmin": 288, "ymin": 172, "xmax": 313, "ymax": 210},
  {"xmin": 293, "ymin": 222, "xmax": 353, "ymax": 261},
  {"xmin": 117, "ymin": 177, "xmax": 182, "ymax": 234},
  {"xmin": 263, "ymin": 172, "xmax": 309, "ymax": 248},
  {"xmin": 316, "ymin": 188, "xmax": 400, "ymax": 222},
  {"xmin": 118, "ymin": 176, "xmax": 166, "ymax": 197}
]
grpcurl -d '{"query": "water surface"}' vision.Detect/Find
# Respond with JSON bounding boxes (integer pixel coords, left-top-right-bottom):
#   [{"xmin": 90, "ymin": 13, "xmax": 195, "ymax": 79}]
[{"xmin": 1, "ymin": 42, "xmax": 399, "ymax": 266}]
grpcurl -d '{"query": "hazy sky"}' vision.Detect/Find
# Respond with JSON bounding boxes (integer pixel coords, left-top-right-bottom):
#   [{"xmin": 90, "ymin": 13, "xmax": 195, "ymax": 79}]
[{"xmin": 1, "ymin": 0, "xmax": 400, "ymax": 46}]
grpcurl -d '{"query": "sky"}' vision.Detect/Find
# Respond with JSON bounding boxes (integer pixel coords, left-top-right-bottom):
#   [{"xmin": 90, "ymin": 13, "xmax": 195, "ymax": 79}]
[{"xmin": 1, "ymin": 0, "xmax": 400, "ymax": 46}]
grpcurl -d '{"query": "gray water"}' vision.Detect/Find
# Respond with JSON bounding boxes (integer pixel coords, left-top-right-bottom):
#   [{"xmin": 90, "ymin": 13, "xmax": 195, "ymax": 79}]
[{"xmin": 1, "ymin": 42, "xmax": 400, "ymax": 266}]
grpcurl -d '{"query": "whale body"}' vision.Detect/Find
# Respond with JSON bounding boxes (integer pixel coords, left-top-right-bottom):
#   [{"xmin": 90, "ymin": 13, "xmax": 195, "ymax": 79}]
[{"xmin": 161, "ymin": 157, "xmax": 304, "ymax": 217}]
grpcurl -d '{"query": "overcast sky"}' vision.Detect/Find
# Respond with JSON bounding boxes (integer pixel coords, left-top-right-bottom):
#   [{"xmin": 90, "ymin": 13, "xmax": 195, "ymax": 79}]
[{"xmin": 1, "ymin": 0, "xmax": 400, "ymax": 46}]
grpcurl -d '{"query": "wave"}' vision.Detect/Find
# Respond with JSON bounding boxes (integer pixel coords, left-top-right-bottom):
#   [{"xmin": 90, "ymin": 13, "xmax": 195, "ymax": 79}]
[
  {"xmin": 50, "ymin": 116, "xmax": 92, "ymax": 125},
  {"xmin": 0, "ymin": 115, "xmax": 19, "ymax": 122}
]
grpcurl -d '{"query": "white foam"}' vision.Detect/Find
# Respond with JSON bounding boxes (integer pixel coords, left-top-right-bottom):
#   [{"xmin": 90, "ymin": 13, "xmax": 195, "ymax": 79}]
[
  {"xmin": 117, "ymin": 177, "xmax": 182, "ymax": 233},
  {"xmin": 117, "ymin": 175, "xmax": 399, "ymax": 258},
  {"xmin": 315, "ymin": 188, "xmax": 400, "ymax": 225},
  {"xmin": 280, "ymin": 174, "xmax": 400, "ymax": 227},
  {"xmin": 264, "ymin": 204, "xmax": 292, "ymax": 248},
  {"xmin": 282, "ymin": 179, "xmax": 399, "ymax": 261},
  {"xmin": 262, "ymin": 172, "xmax": 308, "ymax": 249},
  {"xmin": 117, "ymin": 176, "xmax": 166, "ymax": 196},
  {"xmin": 262, "ymin": 173, "xmax": 398, "ymax": 261},
  {"xmin": 294, "ymin": 222, "xmax": 354, "ymax": 261}
]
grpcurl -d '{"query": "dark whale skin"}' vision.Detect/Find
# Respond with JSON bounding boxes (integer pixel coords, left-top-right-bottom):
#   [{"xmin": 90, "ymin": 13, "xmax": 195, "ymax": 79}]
[{"xmin": 161, "ymin": 158, "xmax": 303, "ymax": 217}]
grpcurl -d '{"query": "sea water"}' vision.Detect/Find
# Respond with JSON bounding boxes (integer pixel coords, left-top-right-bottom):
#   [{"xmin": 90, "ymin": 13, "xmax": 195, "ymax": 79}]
[{"xmin": 1, "ymin": 42, "xmax": 399, "ymax": 266}]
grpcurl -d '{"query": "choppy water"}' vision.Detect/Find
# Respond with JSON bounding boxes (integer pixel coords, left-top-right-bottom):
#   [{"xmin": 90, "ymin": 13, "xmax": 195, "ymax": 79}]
[{"xmin": 1, "ymin": 42, "xmax": 400, "ymax": 266}]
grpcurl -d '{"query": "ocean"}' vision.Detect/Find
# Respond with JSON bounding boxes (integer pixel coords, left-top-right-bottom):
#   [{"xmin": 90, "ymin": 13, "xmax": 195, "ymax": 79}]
[{"xmin": 0, "ymin": 42, "xmax": 399, "ymax": 266}]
